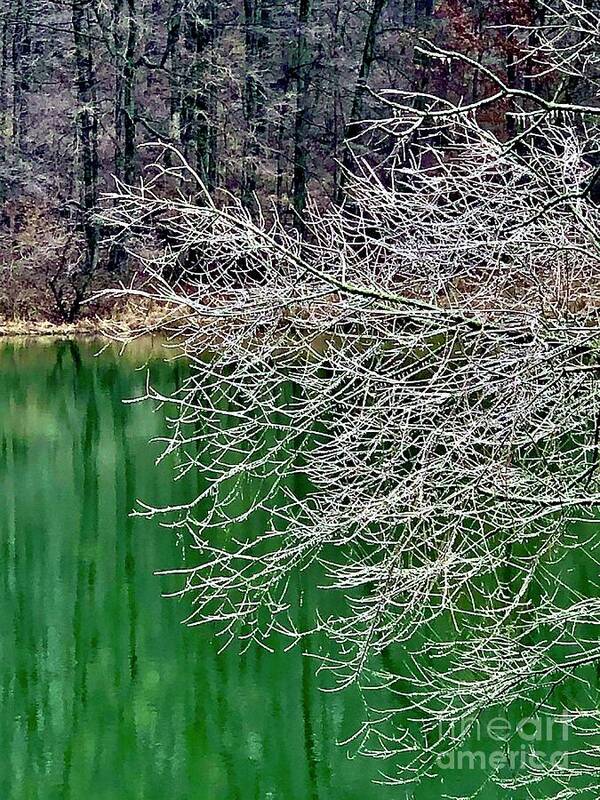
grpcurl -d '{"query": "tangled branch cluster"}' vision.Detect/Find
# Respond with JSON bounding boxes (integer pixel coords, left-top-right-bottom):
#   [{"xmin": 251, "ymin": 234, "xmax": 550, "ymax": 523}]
[{"xmin": 103, "ymin": 2, "xmax": 600, "ymax": 794}]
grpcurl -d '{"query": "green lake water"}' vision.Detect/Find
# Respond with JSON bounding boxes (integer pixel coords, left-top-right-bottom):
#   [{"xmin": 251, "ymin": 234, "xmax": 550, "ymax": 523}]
[
  {"xmin": 1, "ymin": 338, "xmax": 598, "ymax": 800},
  {"xmin": 0, "ymin": 339, "xmax": 398, "ymax": 800}
]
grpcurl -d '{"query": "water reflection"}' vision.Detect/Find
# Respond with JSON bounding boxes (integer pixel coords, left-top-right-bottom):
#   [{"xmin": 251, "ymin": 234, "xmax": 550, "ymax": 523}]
[{"xmin": 0, "ymin": 339, "xmax": 396, "ymax": 800}]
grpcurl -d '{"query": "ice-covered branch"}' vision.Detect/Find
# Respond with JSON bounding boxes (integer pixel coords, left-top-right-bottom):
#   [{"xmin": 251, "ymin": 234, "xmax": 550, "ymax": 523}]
[{"xmin": 100, "ymin": 2, "xmax": 600, "ymax": 792}]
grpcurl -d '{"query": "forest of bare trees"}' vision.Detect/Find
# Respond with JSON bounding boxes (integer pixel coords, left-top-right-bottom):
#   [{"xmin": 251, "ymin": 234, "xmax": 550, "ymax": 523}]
[
  {"xmin": 1, "ymin": 0, "xmax": 599, "ymax": 795},
  {"xmin": 0, "ymin": 0, "xmax": 562, "ymax": 322}
]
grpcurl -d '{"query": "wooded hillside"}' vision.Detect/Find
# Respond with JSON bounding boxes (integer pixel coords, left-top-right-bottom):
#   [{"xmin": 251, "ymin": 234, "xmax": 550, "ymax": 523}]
[{"xmin": 0, "ymin": 0, "xmax": 572, "ymax": 321}]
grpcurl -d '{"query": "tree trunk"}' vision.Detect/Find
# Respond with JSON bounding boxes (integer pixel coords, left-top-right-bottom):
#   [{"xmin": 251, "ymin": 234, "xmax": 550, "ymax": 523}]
[
  {"xmin": 72, "ymin": 0, "xmax": 99, "ymax": 277},
  {"xmin": 113, "ymin": 0, "xmax": 137, "ymax": 185},
  {"xmin": 291, "ymin": 0, "xmax": 311, "ymax": 221},
  {"xmin": 241, "ymin": 0, "xmax": 268, "ymax": 209},
  {"xmin": 415, "ymin": 0, "xmax": 434, "ymax": 23},
  {"xmin": 506, "ymin": 51, "xmax": 518, "ymax": 139},
  {"xmin": 0, "ymin": 14, "xmax": 9, "ymax": 160},
  {"xmin": 11, "ymin": 0, "xmax": 31, "ymax": 154},
  {"xmin": 166, "ymin": 0, "xmax": 183, "ymax": 150},
  {"xmin": 337, "ymin": 0, "xmax": 387, "ymax": 202},
  {"xmin": 109, "ymin": 0, "xmax": 137, "ymax": 271},
  {"xmin": 182, "ymin": 1, "xmax": 216, "ymax": 188}
]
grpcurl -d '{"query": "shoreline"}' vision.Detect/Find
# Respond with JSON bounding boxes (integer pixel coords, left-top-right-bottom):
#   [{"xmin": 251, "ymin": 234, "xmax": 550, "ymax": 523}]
[
  {"xmin": 0, "ymin": 319, "xmax": 111, "ymax": 338},
  {"xmin": 0, "ymin": 306, "xmax": 158, "ymax": 339},
  {"xmin": 0, "ymin": 298, "xmax": 174, "ymax": 339}
]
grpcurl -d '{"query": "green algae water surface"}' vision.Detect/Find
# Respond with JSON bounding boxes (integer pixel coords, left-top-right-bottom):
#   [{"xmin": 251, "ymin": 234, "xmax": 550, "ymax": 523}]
[
  {"xmin": 0, "ymin": 339, "xmax": 397, "ymax": 800},
  {"xmin": 1, "ymin": 338, "xmax": 598, "ymax": 800}
]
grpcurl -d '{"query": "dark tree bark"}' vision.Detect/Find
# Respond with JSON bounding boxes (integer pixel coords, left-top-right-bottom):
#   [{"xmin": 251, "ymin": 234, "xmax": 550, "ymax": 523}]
[
  {"xmin": 11, "ymin": 0, "xmax": 31, "ymax": 154},
  {"xmin": 109, "ymin": 0, "xmax": 138, "ymax": 271},
  {"xmin": 415, "ymin": 0, "xmax": 434, "ymax": 23},
  {"xmin": 165, "ymin": 0, "xmax": 183, "ymax": 149},
  {"xmin": 240, "ymin": 0, "xmax": 268, "ymax": 209},
  {"xmin": 113, "ymin": 0, "xmax": 138, "ymax": 184},
  {"xmin": 181, "ymin": 0, "xmax": 216, "ymax": 187},
  {"xmin": 72, "ymin": 0, "xmax": 99, "ymax": 281},
  {"xmin": 0, "ymin": 13, "xmax": 9, "ymax": 160},
  {"xmin": 506, "ymin": 50, "xmax": 518, "ymax": 139},
  {"xmin": 337, "ymin": 0, "xmax": 387, "ymax": 202},
  {"xmin": 291, "ymin": 0, "xmax": 311, "ymax": 220}
]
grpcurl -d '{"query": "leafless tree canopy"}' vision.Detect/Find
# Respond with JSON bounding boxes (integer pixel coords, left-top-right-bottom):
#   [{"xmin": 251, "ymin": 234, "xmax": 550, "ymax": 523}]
[{"xmin": 103, "ymin": 1, "xmax": 600, "ymax": 794}]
